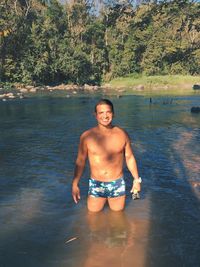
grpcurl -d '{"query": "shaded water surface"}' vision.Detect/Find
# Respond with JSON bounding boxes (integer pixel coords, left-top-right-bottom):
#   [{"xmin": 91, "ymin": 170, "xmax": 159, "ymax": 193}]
[{"xmin": 0, "ymin": 95, "xmax": 200, "ymax": 267}]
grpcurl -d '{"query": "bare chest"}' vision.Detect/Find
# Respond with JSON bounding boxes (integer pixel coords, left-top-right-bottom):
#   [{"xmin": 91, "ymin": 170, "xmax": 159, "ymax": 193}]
[{"xmin": 87, "ymin": 134, "xmax": 125, "ymax": 156}]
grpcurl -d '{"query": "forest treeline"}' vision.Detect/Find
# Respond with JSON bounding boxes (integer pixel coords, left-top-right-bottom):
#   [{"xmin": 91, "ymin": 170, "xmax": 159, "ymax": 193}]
[{"xmin": 0, "ymin": 0, "xmax": 200, "ymax": 85}]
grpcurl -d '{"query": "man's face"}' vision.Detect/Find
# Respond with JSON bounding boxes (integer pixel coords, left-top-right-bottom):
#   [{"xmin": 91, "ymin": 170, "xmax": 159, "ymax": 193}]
[{"xmin": 95, "ymin": 104, "xmax": 113, "ymax": 127}]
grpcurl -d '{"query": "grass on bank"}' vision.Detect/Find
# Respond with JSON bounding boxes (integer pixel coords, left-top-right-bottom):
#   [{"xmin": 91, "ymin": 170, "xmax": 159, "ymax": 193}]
[{"xmin": 107, "ymin": 74, "xmax": 200, "ymax": 89}]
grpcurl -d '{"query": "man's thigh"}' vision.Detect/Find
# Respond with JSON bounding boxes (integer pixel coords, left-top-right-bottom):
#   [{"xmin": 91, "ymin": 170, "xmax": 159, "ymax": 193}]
[
  {"xmin": 87, "ymin": 195, "xmax": 107, "ymax": 212},
  {"xmin": 108, "ymin": 195, "xmax": 126, "ymax": 211}
]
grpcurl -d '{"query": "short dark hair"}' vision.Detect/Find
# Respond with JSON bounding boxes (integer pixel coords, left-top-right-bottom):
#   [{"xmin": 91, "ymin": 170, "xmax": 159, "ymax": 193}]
[{"xmin": 95, "ymin": 99, "xmax": 114, "ymax": 113}]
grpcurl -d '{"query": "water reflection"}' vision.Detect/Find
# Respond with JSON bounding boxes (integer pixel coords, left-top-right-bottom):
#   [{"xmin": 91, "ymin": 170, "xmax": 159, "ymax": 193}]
[
  {"xmin": 172, "ymin": 131, "xmax": 200, "ymax": 199},
  {"xmin": 66, "ymin": 207, "xmax": 150, "ymax": 267},
  {"xmin": 84, "ymin": 211, "xmax": 133, "ymax": 267}
]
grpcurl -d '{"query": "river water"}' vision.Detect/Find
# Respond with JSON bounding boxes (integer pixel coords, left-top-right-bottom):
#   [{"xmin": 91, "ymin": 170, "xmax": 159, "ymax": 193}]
[{"xmin": 0, "ymin": 94, "xmax": 200, "ymax": 267}]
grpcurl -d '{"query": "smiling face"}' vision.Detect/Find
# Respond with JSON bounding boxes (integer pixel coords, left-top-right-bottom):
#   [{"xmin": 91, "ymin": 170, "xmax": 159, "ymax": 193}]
[{"xmin": 95, "ymin": 104, "xmax": 114, "ymax": 128}]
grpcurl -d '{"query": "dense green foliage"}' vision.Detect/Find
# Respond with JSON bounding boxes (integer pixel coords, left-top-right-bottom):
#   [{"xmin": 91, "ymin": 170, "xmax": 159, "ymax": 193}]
[{"xmin": 0, "ymin": 0, "xmax": 199, "ymax": 85}]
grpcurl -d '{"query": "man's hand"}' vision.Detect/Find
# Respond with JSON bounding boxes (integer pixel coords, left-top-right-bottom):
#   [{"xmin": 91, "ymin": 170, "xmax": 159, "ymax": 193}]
[
  {"xmin": 72, "ymin": 184, "xmax": 81, "ymax": 204},
  {"xmin": 130, "ymin": 182, "xmax": 141, "ymax": 194}
]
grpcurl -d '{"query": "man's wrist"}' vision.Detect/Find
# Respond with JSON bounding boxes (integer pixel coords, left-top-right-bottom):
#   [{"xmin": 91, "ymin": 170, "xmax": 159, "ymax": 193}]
[
  {"xmin": 72, "ymin": 179, "xmax": 79, "ymax": 187},
  {"xmin": 133, "ymin": 177, "xmax": 142, "ymax": 184}
]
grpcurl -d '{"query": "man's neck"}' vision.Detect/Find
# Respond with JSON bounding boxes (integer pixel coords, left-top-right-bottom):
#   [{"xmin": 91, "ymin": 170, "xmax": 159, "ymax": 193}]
[{"xmin": 97, "ymin": 124, "xmax": 113, "ymax": 132}]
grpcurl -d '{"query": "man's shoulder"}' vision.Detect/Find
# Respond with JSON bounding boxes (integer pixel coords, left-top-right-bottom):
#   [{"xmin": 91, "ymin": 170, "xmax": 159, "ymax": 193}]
[
  {"xmin": 113, "ymin": 126, "xmax": 130, "ymax": 143},
  {"xmin": 113, "ymin": 126, "xmax": 128, "ymax": 135},
  {"xmin": 80, "ymin": 127, "xmax": 97, "ymax": 139}
]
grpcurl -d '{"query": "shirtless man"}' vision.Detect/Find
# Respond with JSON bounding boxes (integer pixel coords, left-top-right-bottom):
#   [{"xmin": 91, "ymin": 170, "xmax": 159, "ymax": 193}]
[{"xmin": 72, "ymin": 99, "xmax": 141, "ymax": 212}]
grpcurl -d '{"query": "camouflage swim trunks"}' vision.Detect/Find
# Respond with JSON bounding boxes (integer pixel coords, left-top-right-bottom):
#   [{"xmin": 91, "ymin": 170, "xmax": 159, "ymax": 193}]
[{"xmin": 88, "ymin": 177, "xmax": 126, "ymax": 198}]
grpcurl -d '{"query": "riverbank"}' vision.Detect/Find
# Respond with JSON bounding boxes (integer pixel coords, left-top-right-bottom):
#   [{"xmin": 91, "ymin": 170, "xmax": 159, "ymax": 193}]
[
  {"xmin": 0, "ymin": 75, "xmax": 200, "ymax": 100},
  {"xmin": 108, "ymin": 74, "xmax": 200, "ymax": 90}
]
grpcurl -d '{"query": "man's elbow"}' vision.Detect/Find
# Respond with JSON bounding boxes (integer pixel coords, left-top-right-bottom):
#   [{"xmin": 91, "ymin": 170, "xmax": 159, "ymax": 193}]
[{"xmin": 76, "ymin": 158, "xmax": 86, "ymax": 168}]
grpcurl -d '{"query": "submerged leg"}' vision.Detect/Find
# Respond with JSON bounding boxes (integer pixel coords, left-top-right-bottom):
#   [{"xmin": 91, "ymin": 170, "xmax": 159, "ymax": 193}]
[
  {"xmin": 108, "ymin": 195, "xmax": 126, "ymax": 211},
  {"xmin": 87, "ymin": 196, "xmax": 107, "ymax": 212}
]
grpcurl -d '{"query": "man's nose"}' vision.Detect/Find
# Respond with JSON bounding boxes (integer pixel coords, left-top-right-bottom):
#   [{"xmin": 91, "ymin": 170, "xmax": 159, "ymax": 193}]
[{"xmin": 103, "ymin": 113, "xmax": 108, "ymax": 118}]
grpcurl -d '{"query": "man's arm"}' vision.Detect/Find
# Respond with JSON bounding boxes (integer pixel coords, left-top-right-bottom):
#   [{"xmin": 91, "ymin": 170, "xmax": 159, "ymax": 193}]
[
  {"xmin": 124, "ymin": 133, "xmax": 141, "ymax": 193},
  {"xmin": 72, "ymin": 133, "xmax": 88, "ymax": 203}
]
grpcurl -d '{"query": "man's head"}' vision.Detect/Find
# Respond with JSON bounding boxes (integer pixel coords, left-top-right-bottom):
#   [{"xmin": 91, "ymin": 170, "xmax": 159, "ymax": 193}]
[
  {"xmin": 95, "ymin": 99, "xmax": 114, "ymax": 128},
  {"xmin": 94, "ymin": 99, "xmax": 114, "ymax": 114}
]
